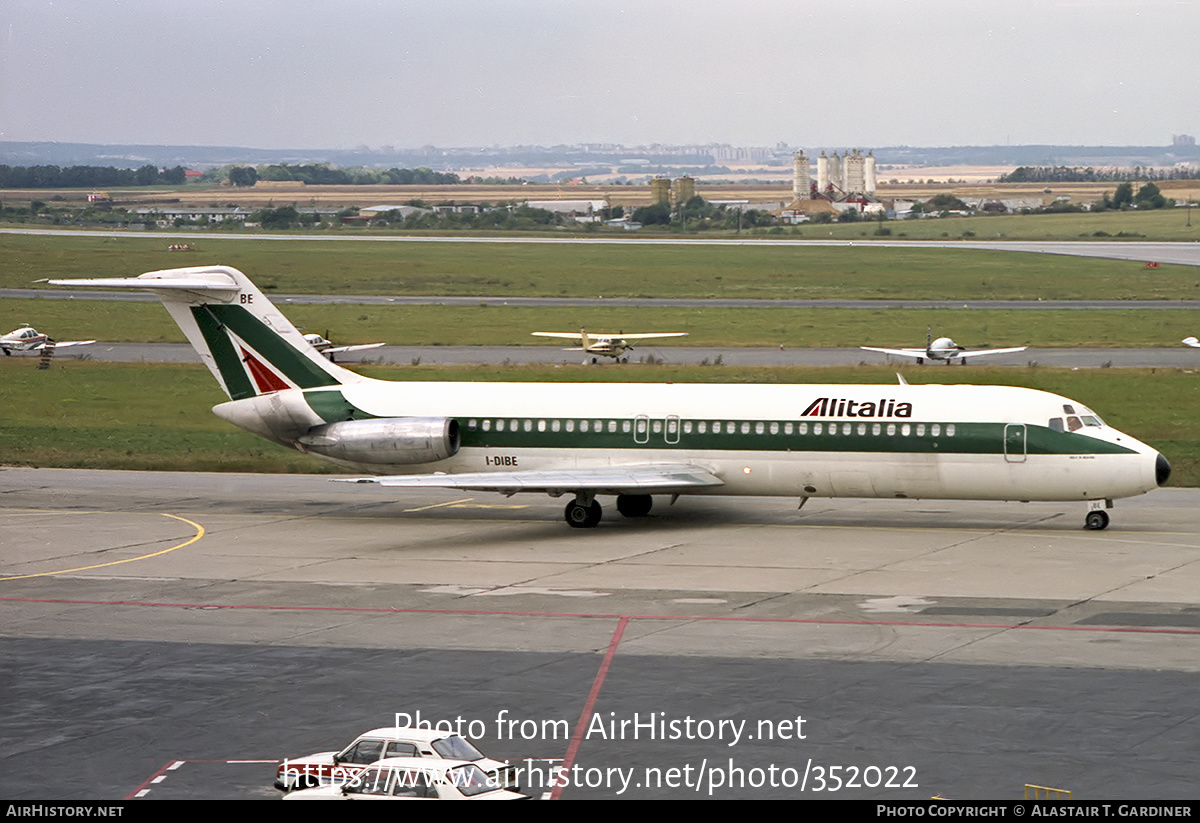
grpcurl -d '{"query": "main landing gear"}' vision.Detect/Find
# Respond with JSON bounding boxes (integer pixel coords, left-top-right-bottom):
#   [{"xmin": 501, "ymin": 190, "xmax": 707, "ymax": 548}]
[
  {"xmin": 1084, "ymin": 499, "xmax": 1113, "ymax": 531},
  {"xmin": 565, "ymin": 495, "xmax": 602, "ymax": 528},
  {"xmin": 564, "ymin": 494, "xmax": 655, "ymax": 527}
]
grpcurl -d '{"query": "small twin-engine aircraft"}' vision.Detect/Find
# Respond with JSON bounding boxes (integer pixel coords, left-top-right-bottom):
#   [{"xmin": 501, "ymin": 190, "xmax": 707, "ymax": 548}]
[
  {"xmin": 1183, "ymin": 337, "xmax": 1199, "ymax": 348},
  {"xmin": 0, "ymin": 326, "xmax": 95, "ymax": 355},
  {"xmin": 531, "ymin": 328, "xmax": 687, "ymax": 363},
  {"xmin": 301, "ymin": 331, "xmax": 385, "ymax": 361},
  {"xmin": 861, "ymin": 329, "xmax": 1027, "ymax": 365},
  {"xmin": 43, "ymin": 266, "xmax": 1168, "ymax": 531}
]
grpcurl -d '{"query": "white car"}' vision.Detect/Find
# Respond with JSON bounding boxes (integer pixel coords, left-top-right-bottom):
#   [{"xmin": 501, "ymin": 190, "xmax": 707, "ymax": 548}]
[
  {"xmin": 275, "ymin": 727, "xmax": 517, "ymax": 792},
  {"xmin": 283, "ymin": 757, "xmax": 529, "ymax": 801}
]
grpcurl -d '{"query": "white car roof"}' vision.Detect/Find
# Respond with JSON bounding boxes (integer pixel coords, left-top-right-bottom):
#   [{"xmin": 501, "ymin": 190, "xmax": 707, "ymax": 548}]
[{"xmin": 355, "ymin": 727, "xmax": 463, "ymax": 744}]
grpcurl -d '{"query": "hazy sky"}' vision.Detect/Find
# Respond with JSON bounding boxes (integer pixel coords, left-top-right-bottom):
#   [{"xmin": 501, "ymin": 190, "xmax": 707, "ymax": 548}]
[{"xmin": 2, "ymin": 0, "xmax": 1197, "ymax": 150}]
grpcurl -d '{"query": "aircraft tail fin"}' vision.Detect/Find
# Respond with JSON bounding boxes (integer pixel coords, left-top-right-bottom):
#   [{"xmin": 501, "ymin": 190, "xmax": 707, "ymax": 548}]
[{"xmin": 45, "ymin": 266, "xmax": 363, "ymax": 400}]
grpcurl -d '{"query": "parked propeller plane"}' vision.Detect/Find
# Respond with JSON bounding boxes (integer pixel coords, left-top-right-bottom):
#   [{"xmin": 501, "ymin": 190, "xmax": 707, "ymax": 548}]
[
  {"xmin": 1, "ymin": 326, "xmax": 95, "ymax": 356},
  {"xmin": 302, "ymin": 332, "xmax": 385, "ymax": 361},
  {"xmin": 531, "ymin": 328, "xmax": 688, "ymax": 363},
  {"xmin": 43, "ymin": 266, "xmax": 1168, "ymax": 531},
  {"xmin": 862, "ymin": 330, "xmax": 1027, "ymax": 365}
]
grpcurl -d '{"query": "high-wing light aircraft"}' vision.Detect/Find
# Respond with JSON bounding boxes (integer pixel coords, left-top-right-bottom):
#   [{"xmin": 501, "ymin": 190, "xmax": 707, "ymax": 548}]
[
  {"xmin": 862, "ymin": 329, "xmax": 1027, "ymax": 365},
  {"xmin": 531, "ymin": 329, "xmax": 688, "ymax": 363},
  {"xmin": 44, "ymin": 266, "xmax": 1168, "ymax": 531},
  {"xmin": 1183, "ymin": 337, "xmax": 1199, "ymax": 348},
  {"xmin": 0, "ymin": 326, "xmax": 95, "ymax": 355},
  {"xmin": 302, "ymin": 332, "xmax": 385, "ymax": 361}
]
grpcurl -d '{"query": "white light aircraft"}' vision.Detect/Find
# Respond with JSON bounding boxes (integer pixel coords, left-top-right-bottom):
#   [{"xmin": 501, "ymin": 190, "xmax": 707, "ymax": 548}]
[
  {"xmin": 531, "ymin": 328, "xmax": 688, "ymax": 363},
  {"xmin": 302, "ymin": 332, "xmax": 385, "ymax": 361},
  {"xmin": 1, "ymin": 326, "xmax": 95, "ymax": 356},
  {"xmin": 44, "ymin": 266, "xmax": 1169, "ymax": 531},
  {"xmin": 862, "ymin": 329, "xmax": 1027, "ymax": 365},
  {"xmin": 1183, "ymin": 337, "xmax": 1199, "ymax": 348}
]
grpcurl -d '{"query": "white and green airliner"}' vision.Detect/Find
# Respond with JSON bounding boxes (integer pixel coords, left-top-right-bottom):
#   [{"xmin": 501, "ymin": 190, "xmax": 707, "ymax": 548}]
[{"xmin": 47, "ymin": 266, "xmax": 1170, "ymax": 530}]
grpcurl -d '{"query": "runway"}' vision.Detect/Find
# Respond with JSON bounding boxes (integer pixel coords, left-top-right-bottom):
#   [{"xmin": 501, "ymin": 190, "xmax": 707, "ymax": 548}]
[
  {"xmin": 3, "ymin": 467, "xmax": 1200, "ymax": 799},
  {"xmin": 4, "ymin": 227, "xmax": 1200, "ymax": 267},
  {"xmin": 49, "ymin": 341, "xmax": 1200, "ymax": 369}
]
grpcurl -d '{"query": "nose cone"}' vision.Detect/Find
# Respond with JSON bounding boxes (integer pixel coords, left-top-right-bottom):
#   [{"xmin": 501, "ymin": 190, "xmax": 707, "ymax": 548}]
[{"xmin": 1156, "ymin": 452, "xmax": 1172, "ymax": 487}]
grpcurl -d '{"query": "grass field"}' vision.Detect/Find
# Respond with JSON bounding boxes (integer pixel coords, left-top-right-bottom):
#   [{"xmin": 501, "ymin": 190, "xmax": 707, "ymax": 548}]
[
  {"xmin": 4, "ymin": 231, "xmax": 1200, "ymax": 300},
  {"xmin": 2, "ymin": 359, "xmax": 1195, "ymax": 486},
  {"xmin": 4, "ymin": 297, "xmax": 1198, "ymax": 349}
]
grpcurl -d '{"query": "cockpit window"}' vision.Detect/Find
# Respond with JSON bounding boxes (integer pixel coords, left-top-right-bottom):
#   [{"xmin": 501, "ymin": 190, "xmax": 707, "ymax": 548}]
[
  {"xmin": 1062, "ymin": 404, "xmax": 1075, "ymax": 414},
  {"xmin": 1048, "ymin": 418, "xmax": 1064, "ymax": 432},
  {"xmin": 1067, "ymin": 416, "xmax": 1082, "ymax": 432},
  {"xmin": 1080, "ymin": 415, "xmax": 1101, "ymax": 427}
]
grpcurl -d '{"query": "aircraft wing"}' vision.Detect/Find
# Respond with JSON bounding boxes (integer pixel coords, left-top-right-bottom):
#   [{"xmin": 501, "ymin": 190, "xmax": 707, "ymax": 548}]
[
  {"xmin": 337, "ymin": 464, "xmax": 724, "ymax": 495},
  {"xmin": 860, "ymin": 347, "xmax": 927, "ymax": 360},
  {"xmin": 322, "ymin": 343, "xmax": 386, "ymax": 354},
  {"xmin": 955, "ymin": 346, "xmax": 1027, "ymax": 359},
  {"xmin": 531, "ymin": 332, "xmax": 586, "ymax": 342},
  {"xmin": 611, "ymin": 333, "xmax": 688, "ymax": 340}
]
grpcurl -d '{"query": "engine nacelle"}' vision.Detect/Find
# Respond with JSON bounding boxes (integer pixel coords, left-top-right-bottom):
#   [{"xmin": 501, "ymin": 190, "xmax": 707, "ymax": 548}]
[{"xmin": 295, "ymin": 417, "xmax": 460, "ymax": 465}]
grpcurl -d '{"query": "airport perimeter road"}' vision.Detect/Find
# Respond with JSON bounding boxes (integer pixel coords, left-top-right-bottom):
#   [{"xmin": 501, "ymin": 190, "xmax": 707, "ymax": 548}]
[
  {"xmin": 45, "ymin": 341, "xmax": 1200, "ymax": 368},
  {"xmin": 2, "ymin": 468, "xmax": 1200, "ymax": 799}
]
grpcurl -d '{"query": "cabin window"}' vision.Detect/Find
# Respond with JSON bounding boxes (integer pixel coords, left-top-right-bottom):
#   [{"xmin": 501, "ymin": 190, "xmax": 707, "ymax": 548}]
[
  {"xmin": 798, "ymin": 422, "xmax": 807, "ymax": 435},
  {"xmin": 566, "ymin": 420, "xmax": 575, "ymax": 433},
  {"xmin": 916, "ymin": 423, "xmax": 926, "ymax": 437},
  {"xmin": 698, "ymin": 421, "xmax": 707, "ymax": 434},
  {"xmin": 683, "ymin": 421, "xmax": 693, "ymax": 434},
  {"xmin": 608, "ymin": 420, "xmax": 617, "ymax": 433},
  {"xmin": 482, "ymin": 420, "xmax": 492, "ymax": 431},
  {"xmin": 537, "ymin": 420, "xmax": 546, "ymax": 432},
  {"xmin": 594, "ymin": 420, "xmax": 602, "ymax": 431},
  {"xmin": 622, "ymin": 420, "xmax": 632, "ymax": 433},
  {"xmin": 901, "ymin": 423, "xmax": 911, "ymax": 436},
  {"xmin": 931, "ymin": 424, "xmax": 941, "ymax": 437},
  {"xmin": 651, "ymin": 420, "xmax": 662, "ymax": 434},
  {"xmin": 495, "ymin": 420, "xmax": 505, "ymax": 432},
  {"xmin": 887, "ymin": 423, "xmax": 896, "ymax": 436},
  {"xmin": 947, "ymin": 424, "xmax": 956, "ymax": 436},
  {"xmin": 523, "ymin": 419, "xmax": 533, "ymax": 432},
  {"xmin": 509, "ymin": 419, "xmax": 518, "ymax": 431},
  {"xmin": 828, "ymin": 423, "xmax": 838, "ymax": 436},
  {"xmin": 467, "ymin": 419, "xmax": 478, "ymax": 430},
  {"xmin": 755, "ymin": 422, "xmax": 765, "ymax": 435},
  {"xmin": 857, "ymin": 422, "xmax": 866, "ymax": 436},
  {"xmin": 813, "ymin": 423, "xmax": 823, "ymax": 435},
  {"xmin": 712, "ymin": 422, "xmax": 721, "ymax": 434},
  {"xmin": 580, "ymin": 420, "xmax": 589, "ymax": 432},
  {"xmin": 785, "ymin": 422, "xmax": 794, "ymax": 435},
  {"xmin": 1067, "ymin": 416, "xmax": 1082, "ymax": 432},
  {"xmin": 842, "ymin": 423, "xmax": 852, "ymax": 436},
  {"xmin": 551, "ymin": 420, "xmax": 561, "ymax": 432}
]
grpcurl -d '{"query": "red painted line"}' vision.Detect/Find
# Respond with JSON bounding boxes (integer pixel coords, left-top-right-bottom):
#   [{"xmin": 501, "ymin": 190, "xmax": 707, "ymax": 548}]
[
  {"xmin": 4, "ymin": 595, "xmax": 1200, "ymax": 635},
  {"xmin": 125, "ymin": 760, "xmax": 182, "ymax": 800},
  {"xmin": 550, "ymin": 616, "xmax": 628, "ymax": 801}
]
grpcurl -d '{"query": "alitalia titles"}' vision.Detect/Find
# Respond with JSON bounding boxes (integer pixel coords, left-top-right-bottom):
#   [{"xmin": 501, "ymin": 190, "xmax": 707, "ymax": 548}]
[{"xmin": 802, "ymin": 397, "xmax": 913, "ymax": 418}]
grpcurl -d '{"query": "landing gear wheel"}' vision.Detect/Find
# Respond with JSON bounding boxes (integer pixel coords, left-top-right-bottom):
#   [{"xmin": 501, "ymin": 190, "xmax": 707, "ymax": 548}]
[
  {"xmin": 565, "ymin": 499, "xmax": 602, "ymax": 528},
  {"xmin": 616, "ymin": 494, "xmax": 653, "ymax": 518},
  {"xmin": 1084, "ymin": 510, "xmax": 1110, "ymax": 531}
]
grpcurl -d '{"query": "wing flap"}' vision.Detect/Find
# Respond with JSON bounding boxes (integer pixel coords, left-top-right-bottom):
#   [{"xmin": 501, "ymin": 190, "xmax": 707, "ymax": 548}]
[{"xmin": 338, "ymin": 464, "xmax": 724, "ymax": 495}]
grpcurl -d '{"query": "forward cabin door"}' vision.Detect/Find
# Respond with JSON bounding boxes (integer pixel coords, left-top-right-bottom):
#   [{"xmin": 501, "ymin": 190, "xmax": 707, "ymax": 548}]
[{"xmin": 1004, "ymin": 423, "xmax": 1027, "ymax": 463}]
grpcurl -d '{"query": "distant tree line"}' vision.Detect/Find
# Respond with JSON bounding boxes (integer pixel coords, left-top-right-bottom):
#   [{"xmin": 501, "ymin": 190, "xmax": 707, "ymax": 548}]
[
  {"xmin": 998, "ymin": 165, "xmax": 1200, "ymax": 183},
  {"xmin": 225, "ymin": 163, "xmax": 463, "ymax": 186},
  {"xmin": 0, "ymin": 164, "xmax": 187, "ymax": 188}
]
